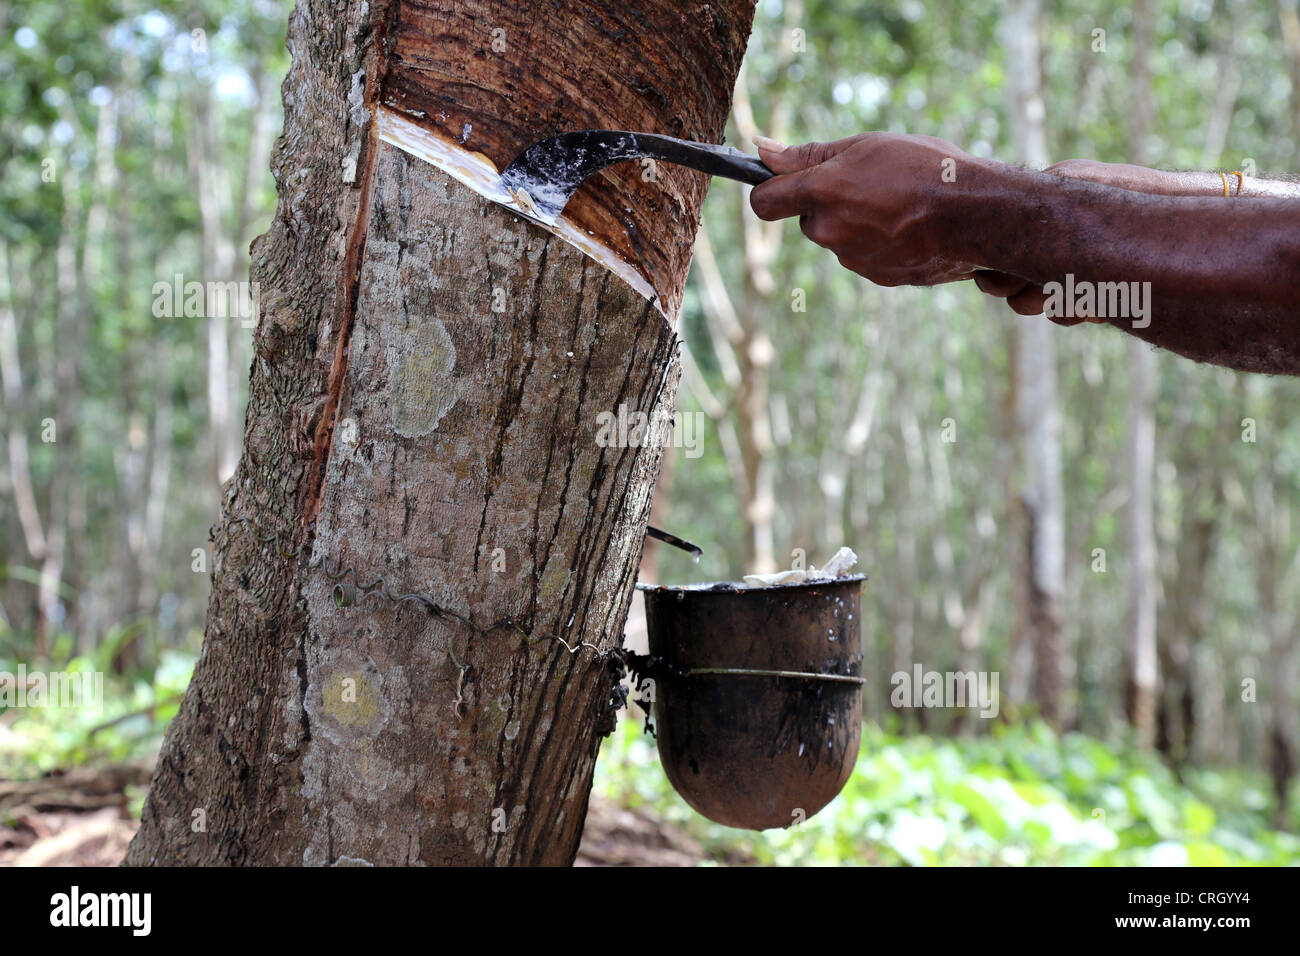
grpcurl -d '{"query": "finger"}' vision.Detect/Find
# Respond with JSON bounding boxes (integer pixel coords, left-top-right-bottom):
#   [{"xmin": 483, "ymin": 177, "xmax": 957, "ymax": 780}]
[
  {"xmin": 800, "ymin": 212, "xmax": 836, "ymax": 247},
  {"xmin": 750, "ymin": 134, "xmax": 867, "ymax": 220},
  {"xmin": 750, "ymin": 168, "xmax": 819, "ymax": 220},
  {"xmin": 973, "ymin": 270, "xmax": 1031, "ymax": 298},
  {"xmin": 1006, "ymin": 286, "xmax": 1049, "ymax": 317},
  {"xmin": 752, "ymin": 134, "xmax": 862, "ymax": 174}
]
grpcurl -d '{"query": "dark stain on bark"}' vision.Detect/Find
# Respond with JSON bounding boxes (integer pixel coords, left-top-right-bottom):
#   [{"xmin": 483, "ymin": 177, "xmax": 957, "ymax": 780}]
[{"xmin": 474, "ymin": 244, "xmax": 548, "ymax": 583}]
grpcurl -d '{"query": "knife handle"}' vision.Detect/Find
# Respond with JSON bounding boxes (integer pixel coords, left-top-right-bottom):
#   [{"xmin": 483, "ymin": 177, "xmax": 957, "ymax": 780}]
[{"xmin": 628, "ymin": 133, "xmax": 775, "ymax": 186}]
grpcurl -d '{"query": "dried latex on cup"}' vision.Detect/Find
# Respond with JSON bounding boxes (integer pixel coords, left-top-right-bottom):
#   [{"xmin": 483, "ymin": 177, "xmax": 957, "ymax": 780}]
[{"xmin": 741, "ymin": 547, "xmax": 859, "ymax": 588}]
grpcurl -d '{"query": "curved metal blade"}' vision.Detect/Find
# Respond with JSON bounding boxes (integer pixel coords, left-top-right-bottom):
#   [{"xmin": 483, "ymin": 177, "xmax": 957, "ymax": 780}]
[
  {"xmin": 645, "ymin": 524, "xmax": 703, "ymax": 561},
  {"xmin": 500, "ymin": 130, "xmax": 774, "ymax": 225}
]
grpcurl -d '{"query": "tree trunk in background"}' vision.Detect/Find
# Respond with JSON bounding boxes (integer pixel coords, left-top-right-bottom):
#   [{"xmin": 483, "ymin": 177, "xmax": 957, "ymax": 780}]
[
  {"xmin": 190, "ymin": 79, "xmax": 241, "ymax": 489},
  {"xmin": 1124, "ymin": 342, "xmax": 1158, "ymax": 746},
  {"xmin": 1004, "ymin": 326, "xmax": 1031, "ymax": 708},
  {"xmin": 1251, "ymin": 468, "xmax": 1297, "ymax": 829},
  {"xmin": 1003, "ymin": 0, "xmax": 1064, "ymax": 725},
  {"xmin": 127, "ymin": 0, "xmax": 755, "ymax": 866},
  {"xmin": 0, "ymin": 247, "xmax": 48, "ymax": 639},
  {"xmin": 1271, "ymin": 0, "xmax": 1300, "ymax": 824},
  {"xmin": 1157, "ymin": 11, "xmax": 1241, "ymax": 762},
  {"xmin": 1124, "ymin": 0, "xmax": 1159, "ymax": 748},
  {"xmin": 0, "ymin": 246, "xmax": 45, "ymax": 572},
  {"xmin": 897, "ymin": 394, "xmax": 926, "ymax": 729},
  {"xmin": 694, "ymin": 224, "xmax": 776, "ymax": 574},
  {"xmin": 1156, "ymin": 444, "xmax": 1218, "ymax": 765},
  {"xmin": 689, "ymin": 14, "xmax": 807, "ymax": 578},
  {"xmin": 138, "ymin": 373, "xmax": 173, "ymax": 616},
  {"xmin": 1281, "ymin": 0, "xmax": 1300, "ymax": 137},
  {"xmin": 1199, "ymin": 0, "xmax": 1242, "ymax": 170},
  {"xmin": 39, "ymin": 137, "xmax": 89, "ymax": 655}
]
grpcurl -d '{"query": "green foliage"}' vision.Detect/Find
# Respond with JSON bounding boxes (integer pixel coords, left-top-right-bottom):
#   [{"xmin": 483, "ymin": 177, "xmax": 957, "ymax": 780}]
[
  {"xmin": 0, "ymin": 643, "xmax": 196, "ymax": 781},
  {"xmin": 594, "ymin": 719, "xmax": 1300, "ymax": 866},
  {"xmin": 1, "ymin": 0, "xmax": 289, "ymax": 672}
]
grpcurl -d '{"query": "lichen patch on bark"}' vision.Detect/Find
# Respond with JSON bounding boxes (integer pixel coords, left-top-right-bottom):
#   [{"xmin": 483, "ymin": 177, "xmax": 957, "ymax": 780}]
[{"xmin": 389, "ymin": 318, "xmax": 460, "ymax": 437}]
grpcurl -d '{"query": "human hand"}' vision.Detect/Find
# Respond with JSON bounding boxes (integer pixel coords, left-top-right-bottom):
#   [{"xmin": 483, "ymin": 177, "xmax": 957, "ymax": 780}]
[
  {"xmin": 749, "ymin": 132, "xmax": 984, "ymax": 287},
  {"xmin": 749, "ymin": 136, "xmax": 1231, "ymax": 324}
]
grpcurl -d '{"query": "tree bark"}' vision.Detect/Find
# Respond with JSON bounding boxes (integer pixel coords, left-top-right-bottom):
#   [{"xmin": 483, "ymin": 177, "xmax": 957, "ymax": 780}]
[{"xmin": 126, "ymin": 0, "xmax": 755, "ymax": 866}]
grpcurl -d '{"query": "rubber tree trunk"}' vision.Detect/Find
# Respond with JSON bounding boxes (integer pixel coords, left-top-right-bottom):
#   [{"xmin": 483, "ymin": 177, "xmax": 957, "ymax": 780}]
[{"xmin": 126, "ymin": 0, "xmax": 756, "ymax": 866}]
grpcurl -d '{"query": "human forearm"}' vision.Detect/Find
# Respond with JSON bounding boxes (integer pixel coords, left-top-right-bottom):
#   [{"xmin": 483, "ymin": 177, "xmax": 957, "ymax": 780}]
[
  {"xmin": 749, "ymin": 133, "xmax": 1300, "ymax": 373},
  {"xmin": 1045, "ymin": 160, "xmax": 1300, "ymax": 199},
  {"xmin": 957, "ymin": 160, "xmax": 1300, "ymax": 373}
]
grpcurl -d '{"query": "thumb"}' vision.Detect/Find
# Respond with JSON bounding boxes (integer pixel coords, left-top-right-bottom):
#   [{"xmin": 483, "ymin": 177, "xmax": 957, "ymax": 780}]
[{"xmin": 753, "ymin": 134, "xmax": 858, "ymax": 174}]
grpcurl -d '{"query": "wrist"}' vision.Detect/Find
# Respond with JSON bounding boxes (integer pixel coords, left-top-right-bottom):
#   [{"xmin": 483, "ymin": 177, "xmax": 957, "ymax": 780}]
[{"xmin": 945, "ymin": 156, "xmax": 1036, "ymax": 273}]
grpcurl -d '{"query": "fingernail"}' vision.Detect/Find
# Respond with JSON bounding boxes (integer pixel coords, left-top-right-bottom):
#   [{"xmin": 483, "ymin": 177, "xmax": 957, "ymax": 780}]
[{"xmin": 752, "ymin": 134, "xmax": 788, "ymax": 153}]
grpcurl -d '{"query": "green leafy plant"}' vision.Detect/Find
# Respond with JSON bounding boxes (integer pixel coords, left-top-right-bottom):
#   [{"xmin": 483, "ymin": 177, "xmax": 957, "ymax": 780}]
[{"xmin": 593, "ymin": 718, "xmax": 1300, "ymax": 866}]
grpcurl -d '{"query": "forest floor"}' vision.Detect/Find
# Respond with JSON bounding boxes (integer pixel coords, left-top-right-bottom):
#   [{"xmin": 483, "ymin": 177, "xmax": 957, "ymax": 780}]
[{"xmin": 0, "ymin": 765, "xmax": 713, "ymax": 866}]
